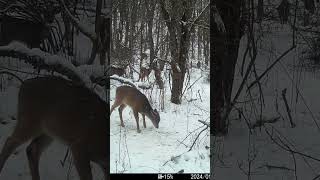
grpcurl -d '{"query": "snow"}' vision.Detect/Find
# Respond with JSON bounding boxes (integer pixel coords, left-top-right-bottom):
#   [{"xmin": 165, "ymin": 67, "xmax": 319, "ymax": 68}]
[
  {"xmin": 110, "ymin": 68, "xmax": 210, "ymax": 173},
  {"xmin": 176, "ymin": 63, "xmax": 181, "ymax": 72},
  {"xmin": 214, "ymin": 22, "xmax": 320, "ymax": 180}
]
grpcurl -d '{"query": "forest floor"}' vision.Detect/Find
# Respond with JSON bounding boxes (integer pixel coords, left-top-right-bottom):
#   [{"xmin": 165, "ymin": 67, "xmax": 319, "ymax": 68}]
[
  {"xmin": 214, "ymin": 23, "xmax": 320, "ymax": 180},
  {"xmin": 110, "ymin": 67, "xmax": 210, "ymax": 173}
]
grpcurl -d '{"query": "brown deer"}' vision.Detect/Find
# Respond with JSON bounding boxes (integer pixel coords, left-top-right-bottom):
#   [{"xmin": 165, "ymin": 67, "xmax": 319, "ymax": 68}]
[
  {"xmin": 0, "ymin": 76, "xmax": 108, "ymax": 180},
  {"xmin": 138, "ymin": 67, "xmax": 151, "ymax": 81},
  {"xmin": 110, "ymin": 86, "xmax": 160, "ymax": 133},
  {"xmin": 108, "ymin": 66, "xmax": 126, "ymax": 77}
]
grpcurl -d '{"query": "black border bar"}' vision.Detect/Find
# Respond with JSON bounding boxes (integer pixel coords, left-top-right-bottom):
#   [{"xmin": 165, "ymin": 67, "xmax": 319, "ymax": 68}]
[{"xmin": 110, "ymin": 173, "xmax": 211, "ymax": 180}]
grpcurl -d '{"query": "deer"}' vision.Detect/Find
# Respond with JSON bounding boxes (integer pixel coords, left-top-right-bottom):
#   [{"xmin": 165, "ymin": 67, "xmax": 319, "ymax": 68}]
[
  {"xmin": 108, "ymin": 66, "xmax": 126, "ymax": 77},
  {"xmin": 138, "ymin": 67, "xmax": 151, "ymax": 82},
  {"xmin": 110, "ymin": 86, "xmax": 160, "ymax": 133},
  {"xmin": 0, "ymin": 76, "xmax": 108, "ymax": 180}
]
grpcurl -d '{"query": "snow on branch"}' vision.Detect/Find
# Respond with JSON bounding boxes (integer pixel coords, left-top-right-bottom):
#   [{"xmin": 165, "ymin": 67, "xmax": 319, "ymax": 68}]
[
  {"xmin": 110, "ymin": 75, "xmax": 151, "ymax": 89},
  {"xmin": 0, "ymin": 41, "xmax": 93, "ymax": 89}
]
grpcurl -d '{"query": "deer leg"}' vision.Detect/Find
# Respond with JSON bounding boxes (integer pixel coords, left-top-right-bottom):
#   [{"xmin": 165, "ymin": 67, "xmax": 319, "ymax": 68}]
[
  {"xmin": 133, "ymin": 111, "xmax": 141, "ymax": 133},
  {"xmin": 118, "ymin": 104, "xmax": 126, "ymax": 127},
  {"xmin": 71, "ymin": 146, "xmax": 92, "ymax": 180},
  {"xmin": 142, "ymin": 114, "xmax": 146, "ymax": 128},
  {"xmin": 0, "ymin": 137, "xmax": 26, "ymax": 172},
  {"xmin": 96, "ymin": 161, "xmax": 108, "ymax": 180},
  {"xmin": 26, "ymin": 135, "xmax": 52, "ymax": 180},
  {"xmin": 110, "ymin": 100, "xmax": 121, "ymax": 115},
  {"xmin": 0, "ymin": 118, "xmax": 38, "ymax": 172}
]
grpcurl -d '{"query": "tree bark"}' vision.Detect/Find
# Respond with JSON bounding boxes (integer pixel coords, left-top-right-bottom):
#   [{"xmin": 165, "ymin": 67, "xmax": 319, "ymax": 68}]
[
  {"xmin": 212, "ymin": 0, "xmax": 243, "ymax": 135},
  {"xmin": 159, "ymin": 0, "xmax": 192, "ymax": 104}
]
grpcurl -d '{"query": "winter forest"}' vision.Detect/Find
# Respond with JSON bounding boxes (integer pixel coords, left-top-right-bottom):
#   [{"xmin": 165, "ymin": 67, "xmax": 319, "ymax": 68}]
[
  {"xmin": 4, "ymin": 0, "xmax": 320, "ymax": 179},
  {"xmin": 110, "ymin": 0, "xmax": 210, "ymax": 174},
  {"xmin": 213, "ymin": 0, "xmax": 320, "ymax": 180},
  {"xmin": 0, "ymin": 0, "xmax": 210, "ymax": 179}
]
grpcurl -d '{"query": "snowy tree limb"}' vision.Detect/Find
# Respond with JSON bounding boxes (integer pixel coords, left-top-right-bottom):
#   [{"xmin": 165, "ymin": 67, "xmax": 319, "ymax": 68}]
[{"xmin": 0, "ymin": 41, "xmax": 93, "ymax": 88}]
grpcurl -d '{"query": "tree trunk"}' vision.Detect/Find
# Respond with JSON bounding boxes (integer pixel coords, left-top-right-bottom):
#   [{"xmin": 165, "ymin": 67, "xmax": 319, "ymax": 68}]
[
  {"xmin": 257, "ymin": 0, "xmax": 264, "ymax": 22},
  {"xmin": 212, "ymin": 0, "xmax": 243, "ymax": 135}
]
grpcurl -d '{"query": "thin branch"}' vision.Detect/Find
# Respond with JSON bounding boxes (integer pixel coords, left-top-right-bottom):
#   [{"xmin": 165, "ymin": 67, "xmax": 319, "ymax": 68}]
[
  {"xmin": 188, "ymin": 126, "xmax": 209, "ymax": 152},
  {"xmin": 248, "ymin": 46, "xmax": 296, "ymax": 90},
  {"xmin": 58, "ymin": 0, "xmax": 97, "ymax": 41},
  {"xmin": 281, "ymin": 88, "xmax": 295, "ymax": 128}
]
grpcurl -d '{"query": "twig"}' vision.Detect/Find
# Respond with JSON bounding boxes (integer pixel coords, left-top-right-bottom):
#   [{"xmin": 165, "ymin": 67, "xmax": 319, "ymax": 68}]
[
  {"xmin": 188, "ymin": 126, "xmax": 209, "ymax": 152},
  {"xmin": 198, "ymin": 120, "xmax": 209, "ymax": 127},
  {"xmin": 248, "ymin": 46, "xmax": 296, "ymax": 90},
  {"xmin": 281, "ymin": 88, "xmax": 295, "ymax": 128},
  {"xmin": 263, "ymin": 164, "xmax": 294, "ymax": 171},
  {"xmin": 60, "ymin": 148, "xmax": 70, "ymax": 167},
  {"xmin": 250, "ymin": 117, "xmax": 280, "ymax": 129},
  {"xmin": 265, "ymin": 127, "xmax": 320, "ymax": 162},
  {"xmin": 162, "ymin": 154, "xmax": 183, "ymax": 166}
]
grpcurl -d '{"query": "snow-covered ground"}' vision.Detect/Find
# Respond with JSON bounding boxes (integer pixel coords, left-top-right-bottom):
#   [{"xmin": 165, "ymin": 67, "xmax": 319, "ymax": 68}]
[
  {"xmin": 110, "ymin": 67, "xmax": 210, "ymax": 173},
  {"xmin": 214, "ymin": 23, "xmax": 320, "ymax": 180}
]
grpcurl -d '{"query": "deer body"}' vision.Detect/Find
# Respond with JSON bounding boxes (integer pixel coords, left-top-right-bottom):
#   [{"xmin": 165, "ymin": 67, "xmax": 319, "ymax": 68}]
[
  {"xmin": 108, "ymin": 66, "xmax": 125, "ymax": 77},
  {"xmin": 110, "ymin": 86, "xmax": 160, "ymax": 133},
  {"xmin": 0, "ymin": 76, "xmax": 108, "ymax": 180}
]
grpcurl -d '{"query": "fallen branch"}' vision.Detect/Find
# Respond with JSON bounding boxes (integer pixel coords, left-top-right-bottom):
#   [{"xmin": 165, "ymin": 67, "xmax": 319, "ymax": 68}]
[
  {"xmin": 265, "ymin": 127, "xmax": 320, "ymax": 162},
  {"xmin": 250, "ymin": 117, "xmax": 280, "ymax": 129},
  {"xmin": 198, "ymin": 120, "xmax": 209, "ymax": 127},
  {"xmin": 188, "ymin": 126, "xmax": 209, "ymax": 152},
  {"xmin": 262, "ymin": 164, "xmax": 294, "ymax": 171},
  {"xmin": 162, "ymin": 154, "xmax": 183, "ymax": 167}
]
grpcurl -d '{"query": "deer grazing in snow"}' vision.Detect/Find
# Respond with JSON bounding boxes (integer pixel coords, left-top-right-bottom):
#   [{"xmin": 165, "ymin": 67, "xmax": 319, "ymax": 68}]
[
  {"xmin": 110, "ymin": 86, "xmax": 160, "ymax": 133},
  {"xmin": 0, "ymin": 76, "xmax": 108, "ymax": 180}
]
